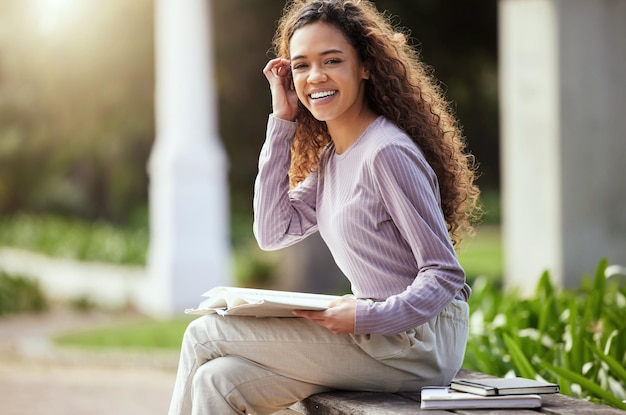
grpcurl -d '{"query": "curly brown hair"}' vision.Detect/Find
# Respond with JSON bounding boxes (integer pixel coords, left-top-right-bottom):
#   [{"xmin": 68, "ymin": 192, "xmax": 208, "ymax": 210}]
[{"xmin": 272, "ymin": 0, "xmax": 481, "ymax": 247}]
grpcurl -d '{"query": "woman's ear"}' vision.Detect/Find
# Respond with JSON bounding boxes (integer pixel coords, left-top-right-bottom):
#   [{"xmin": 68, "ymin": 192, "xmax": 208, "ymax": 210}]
[
  {"xmin": 361, "ymin": 64, "xmax": 370, "ymax": 80},
  {"xmin": 360, "ymin": 59, "xmax": 371, "ymax": 80}
]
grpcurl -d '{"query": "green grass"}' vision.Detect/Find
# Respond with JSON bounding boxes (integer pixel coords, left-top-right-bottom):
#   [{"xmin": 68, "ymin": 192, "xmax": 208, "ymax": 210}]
[
  {"xmin": 458, "ymin": 225, "xmax": 503, "ymax": 283},
  {"xmin": 54, "ymin": 316, "xmax": 195, "ymax": 350}
]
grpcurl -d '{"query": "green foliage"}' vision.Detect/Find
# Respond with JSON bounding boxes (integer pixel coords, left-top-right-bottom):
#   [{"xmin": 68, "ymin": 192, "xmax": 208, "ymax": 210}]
[
  {"xmin": 233, "ymin": 244, "xmax": 278, "ymax": 287},
  {"xmin": 0, "ymin": 211, "xmax": 283, "ymax": 286},
  {"xmin": 230, "ymin": 212, "xmax": 279, "ymax": 286},
  {"xmin": 0, "ymin": 213, "xmax": 148, "ymax": 265},
  {"xmin": 0, "ymin": 271, "xmax": 47, "ymax": 316},
  {"xmin": 464, "ymin": 259, "xmax": 626, "ymax": 409},
  {"xmin": 69, "ymin": 295, "xmax": 99, "ymax": 312}
]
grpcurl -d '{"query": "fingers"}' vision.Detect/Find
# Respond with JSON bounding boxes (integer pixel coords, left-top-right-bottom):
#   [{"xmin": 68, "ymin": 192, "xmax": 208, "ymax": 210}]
[
  {"xmin": 328, "ymin": 295, "xmax": 355, "ymax": 308},
  {"xmin": 263, "ymin": 58, "xmax": 291, "ymax": 82},
  {"xmin": 263, "ymin": 58, "xmax": 298, "ymax": 121},
  {"xmin": 292, "ymin": 310, "xmax": 325, "ymax": 320},
  {"xmin": 293, "ymin": 310, "xmax": 341, "ymax": 333},
  {"xmin": 292, "ymin": 297, "xmax": 356, "ymax": 334}
]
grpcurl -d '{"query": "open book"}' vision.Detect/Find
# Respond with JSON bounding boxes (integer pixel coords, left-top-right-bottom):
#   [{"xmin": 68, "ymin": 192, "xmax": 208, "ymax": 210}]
[
  {"xmin": 420, "ymin": 387, "xmax": 542, "ymax": 410},
  {"xmin": 185, "ymin": 286, "xmax": 342, "ymax": 318}
]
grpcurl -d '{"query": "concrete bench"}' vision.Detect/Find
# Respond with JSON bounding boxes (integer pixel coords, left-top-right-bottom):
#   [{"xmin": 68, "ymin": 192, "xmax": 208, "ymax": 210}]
[{"xmin": 290, "ymin": 369, "xmax": 625, "ymax": 414}]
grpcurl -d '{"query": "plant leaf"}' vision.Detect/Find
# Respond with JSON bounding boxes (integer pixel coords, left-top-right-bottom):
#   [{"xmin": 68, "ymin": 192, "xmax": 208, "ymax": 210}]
[
  {"xmin": 587, "ymin": 340, "xmax": 626, "ymax": 382},
  {"xmin": 503, "ymin": 333, "xmax": 536, "ymax": 379},
  {"xmin": 544, "ymin": 363, "xmax": 626, "ymax": 410}
]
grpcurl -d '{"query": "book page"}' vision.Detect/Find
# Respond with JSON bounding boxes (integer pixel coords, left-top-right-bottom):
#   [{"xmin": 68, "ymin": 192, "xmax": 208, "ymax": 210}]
[
  {"xmin": 185, "ymin": 286, "xmax": 343, "ymax": 317},
  {"xmin": 231, "ymin": 288, "xmax": 340, "ymax": 309}
]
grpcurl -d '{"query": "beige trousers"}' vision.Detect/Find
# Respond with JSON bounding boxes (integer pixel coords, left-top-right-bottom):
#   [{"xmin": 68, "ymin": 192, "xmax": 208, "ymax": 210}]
[{"xmin": 167, "ymin": 299, "xmax": 468, "ymax": 415}]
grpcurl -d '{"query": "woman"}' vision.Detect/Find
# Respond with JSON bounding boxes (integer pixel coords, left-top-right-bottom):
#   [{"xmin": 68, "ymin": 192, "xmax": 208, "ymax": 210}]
[{"xmin": 168, "ymin": 1, "xmax": 480, "ymax": 414}]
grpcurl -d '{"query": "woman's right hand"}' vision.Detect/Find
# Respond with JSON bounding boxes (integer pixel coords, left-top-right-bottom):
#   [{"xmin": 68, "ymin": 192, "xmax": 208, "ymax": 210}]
[{"xmin": 263, "ymin": 58, "xmax": 299, "ymax": 121}]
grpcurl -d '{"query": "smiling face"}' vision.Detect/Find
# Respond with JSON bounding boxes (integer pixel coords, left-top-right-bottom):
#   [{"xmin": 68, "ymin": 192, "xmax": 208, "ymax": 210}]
[{"xmin": 289, "ymin": 21, "xmax": 370, "ymax": 127}]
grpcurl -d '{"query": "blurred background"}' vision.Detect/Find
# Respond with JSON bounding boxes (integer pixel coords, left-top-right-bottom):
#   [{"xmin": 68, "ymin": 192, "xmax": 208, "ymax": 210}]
[{"xmin": 0, "ymin": 0, "xmax": 501, "ymax": 300}]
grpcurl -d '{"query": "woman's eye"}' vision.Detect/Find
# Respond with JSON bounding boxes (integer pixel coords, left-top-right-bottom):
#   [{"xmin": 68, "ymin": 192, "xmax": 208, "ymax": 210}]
[
  {"xmin": 326, "ymin": 58, "xmax": 341, "ymax": 65},
  {"xmin": 292, "ymin": 63, "xmax": 307, "ymax": 70}
]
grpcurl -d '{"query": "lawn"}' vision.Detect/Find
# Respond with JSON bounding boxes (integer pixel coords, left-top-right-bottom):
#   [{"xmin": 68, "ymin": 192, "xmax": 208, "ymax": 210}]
[
  {"xmin": 54, "ymin": 316, "xmax": 195, "ymax": 350},
  {"xmin": 457, "ymin": 225, "xmax": 503, "ymax": 283}
]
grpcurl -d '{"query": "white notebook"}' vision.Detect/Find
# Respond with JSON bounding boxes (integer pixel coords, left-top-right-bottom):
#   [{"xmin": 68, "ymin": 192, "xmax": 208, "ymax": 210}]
[{"xmin": 420, "ymin": 387, "xmax": 542, "ymax": 410}]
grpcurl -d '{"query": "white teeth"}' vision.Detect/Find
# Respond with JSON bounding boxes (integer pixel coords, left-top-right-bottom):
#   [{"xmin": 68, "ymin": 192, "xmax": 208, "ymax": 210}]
[{"xmin": 310, "ymin": 90, "xmax": 336, "ymax": 99}]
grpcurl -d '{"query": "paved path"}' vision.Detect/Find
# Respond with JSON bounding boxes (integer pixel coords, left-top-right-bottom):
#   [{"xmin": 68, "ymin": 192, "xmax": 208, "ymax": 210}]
[
  {"xmin": 0, "ymin": 308, "xmax": 177, "ymax": 415},
  {"xmin": 0, "ymin": 308, "xmax": 298, "ymax": 415},
  {"xmin": 1, "ymin": 359, "xmax": 175, "ymax": 415}
]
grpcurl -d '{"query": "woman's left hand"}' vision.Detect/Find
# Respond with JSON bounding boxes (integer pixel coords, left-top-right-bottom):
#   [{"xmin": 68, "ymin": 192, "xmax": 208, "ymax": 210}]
[{"xmin": 293, "ymin": 296, "xmax": 356, "ymax": 334}]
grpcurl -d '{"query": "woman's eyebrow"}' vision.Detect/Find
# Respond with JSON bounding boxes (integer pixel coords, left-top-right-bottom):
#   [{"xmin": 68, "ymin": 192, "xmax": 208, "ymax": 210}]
[{"xmin": 291, "ymin": 49, "xmax": 345, "ymax": 62}]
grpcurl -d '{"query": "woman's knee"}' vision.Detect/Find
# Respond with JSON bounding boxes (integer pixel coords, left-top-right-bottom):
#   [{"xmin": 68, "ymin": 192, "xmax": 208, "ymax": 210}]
[
  {"xmin": 183, "ymin": 315, "xmax": 217, "ymax": 345},
  {"xmin": 192, "ymin": 360, "xmax": 223, "ymax": 392},
  {"xmin": 192, "ymin": 357, "xmax": 272, "ymax": 414}
]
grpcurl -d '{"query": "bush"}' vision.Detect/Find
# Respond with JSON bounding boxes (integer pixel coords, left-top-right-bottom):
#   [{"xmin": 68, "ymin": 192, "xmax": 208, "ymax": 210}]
[
  {"xmin": 0, "ymin": 272, "xmax": 48, "ymax": 316},
  {"xmin": 0, "ymin": 213, "xmax": 148, "ymax": 265},
  {"xmin": 464, "ymin": 259, "xmax": 626, "ymax": 409}
]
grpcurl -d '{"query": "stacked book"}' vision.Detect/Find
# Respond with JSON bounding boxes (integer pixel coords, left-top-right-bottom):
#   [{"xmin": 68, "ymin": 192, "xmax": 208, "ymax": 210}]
[{"xmin": 420, "ymin": 377, "xmax": 560, "ymax": 410}]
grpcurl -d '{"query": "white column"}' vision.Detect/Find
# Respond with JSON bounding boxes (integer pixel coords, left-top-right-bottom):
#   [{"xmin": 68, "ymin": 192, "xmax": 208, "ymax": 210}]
[
  {"xmin": 557, "ymin": 0, "xmax": 626, "ymax": 286},
  {"xmin": 142, "ymin": 0, "xmax": 230, "ymax": 316},
  {"xmin": 499, "ymin": 0, "xmax": 561, "ymax": 295},
  {"xmin": 500, "ymin": 0, "xmax": 626, "ymax": 295}
]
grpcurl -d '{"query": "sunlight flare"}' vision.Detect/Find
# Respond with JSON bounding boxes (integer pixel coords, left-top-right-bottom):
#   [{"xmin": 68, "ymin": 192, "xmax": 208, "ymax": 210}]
[{"xmin": 31, "ymin": 0, "xmax": 80, "ymax": 34}]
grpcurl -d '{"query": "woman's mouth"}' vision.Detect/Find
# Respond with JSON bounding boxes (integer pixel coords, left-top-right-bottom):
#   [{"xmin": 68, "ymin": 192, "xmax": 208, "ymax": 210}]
[{"xmin": 309, "ymin": 90, "xmax": 337, "ymax": 100}]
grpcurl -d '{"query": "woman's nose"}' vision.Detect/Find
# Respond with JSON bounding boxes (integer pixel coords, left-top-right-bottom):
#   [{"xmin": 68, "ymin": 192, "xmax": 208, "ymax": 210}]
[{"xmin": 307, "ymin": 64, "xmax": 327, "ymax": 83}]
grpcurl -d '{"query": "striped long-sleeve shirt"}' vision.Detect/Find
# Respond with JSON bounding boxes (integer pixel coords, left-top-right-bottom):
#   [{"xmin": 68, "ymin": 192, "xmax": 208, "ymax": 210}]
[{"xmin": 253, "ymin": 115, "xmax": 471, "ymax": 336}]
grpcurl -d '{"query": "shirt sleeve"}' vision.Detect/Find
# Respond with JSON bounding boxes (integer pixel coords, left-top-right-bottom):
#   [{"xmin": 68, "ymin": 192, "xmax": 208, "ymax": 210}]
[
  {"xmin": 354, "ymin": 144, "xmax": 467, "ymax": 335},
  {"xmin": 253, "ymin": 115, "xmax": 319, "ymax": 250}
]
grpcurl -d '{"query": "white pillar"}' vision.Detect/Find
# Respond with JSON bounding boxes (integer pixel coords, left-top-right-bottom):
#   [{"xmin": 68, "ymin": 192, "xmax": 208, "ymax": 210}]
[
  {"xmin": 142, "ymin": 0, "xmax": 230, "ymax": 317},
  {"xmin": 500, "ymin": 0, "xmax": 626, "ymax": 295}
]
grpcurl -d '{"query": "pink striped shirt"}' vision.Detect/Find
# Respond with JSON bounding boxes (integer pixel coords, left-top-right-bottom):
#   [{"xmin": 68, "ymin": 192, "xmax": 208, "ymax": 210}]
[{"xmin": 254, "ymin": 115, "xmax": 470, "ymax": 335}]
